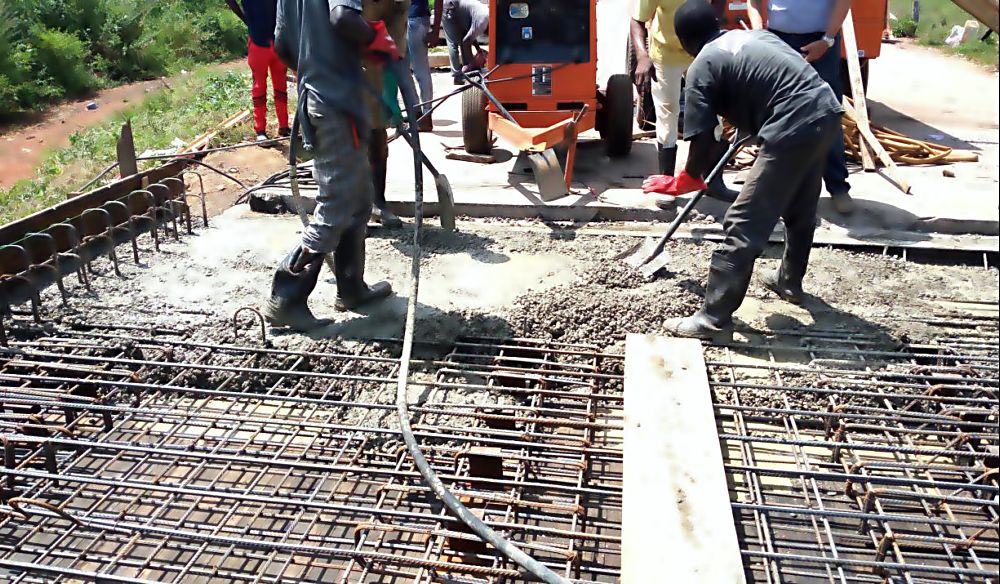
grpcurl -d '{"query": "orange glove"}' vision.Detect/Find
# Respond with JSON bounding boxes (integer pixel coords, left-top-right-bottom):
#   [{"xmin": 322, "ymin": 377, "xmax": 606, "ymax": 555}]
[
  {"xmin": 642, "ymin": 170, "xmax": 707, "ymax": 196},
  {"xmin": 367, "ymin": 21, "xmax": 402, "ymax": 61}
]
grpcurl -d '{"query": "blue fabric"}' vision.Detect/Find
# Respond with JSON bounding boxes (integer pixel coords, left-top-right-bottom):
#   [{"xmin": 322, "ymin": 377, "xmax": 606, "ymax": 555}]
[
  {"xmin": 766, "ymin": 0, "xmax": 834, "ymax": 35},
  {"xmin": 770, "ymin": 30, "xmax": 850, "ymax": 195},
  {"xmin": 242, "ymin": 0, "xmax": 278, "ymax": 47},
  {"xmin": 410, "ymin": 0, "xmax": 431, "ymax": 19}
]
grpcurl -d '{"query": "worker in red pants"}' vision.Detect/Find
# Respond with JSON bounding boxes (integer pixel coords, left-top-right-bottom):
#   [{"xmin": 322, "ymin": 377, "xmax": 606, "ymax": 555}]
[{"xmin": 226, "ymin": 0, "xmax": 290, "ymax": 142}]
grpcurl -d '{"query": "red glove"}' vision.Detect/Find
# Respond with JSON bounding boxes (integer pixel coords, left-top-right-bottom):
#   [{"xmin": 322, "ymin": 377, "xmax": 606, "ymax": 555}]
[
  {"xmin": 642, "ymin": 170, "xmax": 707, "ymax": 196},
  {"xmin": 367, "ymin": 21, "xmax": 402, "ymax": 61}
]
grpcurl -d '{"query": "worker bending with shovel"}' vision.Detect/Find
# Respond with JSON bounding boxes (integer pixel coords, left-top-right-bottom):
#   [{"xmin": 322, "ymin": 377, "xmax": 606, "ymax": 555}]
[
  {"xmin": 264, "ymin": 0, "xmax": 400, "ymax": 331},
  {"xmin": 656, "ymin": 1, "xmax": 844, "ymax": 340}
]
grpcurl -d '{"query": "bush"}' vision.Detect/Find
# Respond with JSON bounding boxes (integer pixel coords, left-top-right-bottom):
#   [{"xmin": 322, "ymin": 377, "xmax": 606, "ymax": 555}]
[
  {"xmin": 892, "ymin": 17, "xmax": 918, "ymax": 38},
  {"xmin": 0, "ymin": 0, "xmax": 246, "ymax": 118},
  {"xmin": 32, "ymin": 27, "xmax": 96, "ymax": 97}
]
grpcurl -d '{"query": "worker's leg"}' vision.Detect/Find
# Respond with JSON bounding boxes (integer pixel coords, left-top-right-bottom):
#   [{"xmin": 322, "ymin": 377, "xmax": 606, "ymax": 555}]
[
  {"xmin": 443, "ymin": 19, "xmax": 463, "ymax": 83},
  {"xmin": 763, "ymin": 119, "xmax": 840, "ymax": 303},
  {"xmin": 265, "ymin": 109, "xmax": 377, "ymax": 329},
  {"xmin": 809, "ymin": 33, "xmax": 853, "ymax": 213},
  {"xmin": 268, "ymin": 44, "xmax": 290, "ymax": 135},
  {"xmin": 247, "ymin": 40, "xmax": 270, "ymax": 137},
  {"xmin": 407, "ymin": 16, "xmax": 434, "ymax": 130},
  {"xmin": 368, "ymin": 128, "xmax": 402, "ymax": 228},
  {"xmin": 771, "ymin": 29, "xmax": 853, "ymax": 213},
  {"xmin": 650, "ymin": 62, "xmax": 682, "ymax": 175},
  {"xmin": 664, "ymin": 139, "xmax": 819, "ymax": 339}
]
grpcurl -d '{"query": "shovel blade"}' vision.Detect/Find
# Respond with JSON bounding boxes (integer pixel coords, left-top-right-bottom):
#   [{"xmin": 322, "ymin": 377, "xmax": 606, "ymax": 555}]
[
  {"xmin": 436, "ymin": 173, "xmax": 456, "ymax": 232},
  {"xmin": 527, "ymin": 149, "xmax": 568, "ymax": 201},
  {"xmin": 619, "ymin": 237, "xmax": 672, "ymax": 279}
]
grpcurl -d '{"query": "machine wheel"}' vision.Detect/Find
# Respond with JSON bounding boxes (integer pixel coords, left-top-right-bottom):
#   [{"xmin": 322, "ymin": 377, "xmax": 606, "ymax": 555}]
[
  {"xmin": 602, "ymin": 74, "xmax": 634, "ymax": 158},
  {"xmin": 626, "ymin": 34, "xmax": 656, "ymax": 131},
  {"xmin": 462, "ymin": 86, "xmax": 492, "ymax": 155}
]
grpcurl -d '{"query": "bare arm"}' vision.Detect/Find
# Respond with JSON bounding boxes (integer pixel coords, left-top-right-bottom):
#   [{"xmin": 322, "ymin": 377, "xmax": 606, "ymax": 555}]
[
  {"xmin": 225, "ymin": 0, "xmax": 247, "ymax": 25},
  {"xmin": 746, "ymin": 0, "xmax": 764, "ymax": 30},
  {"xmin": 683, "ymin": 131, "xmax": 718, "ymax": 180},
  {"xmin": 630, "ymin": 19, "xmax": 655, "ymax": 87},
  {"xmin": 825, "ymin": 0, "xmax": 852, "ymax": 37},
  {"xmin": 330, "ymin": 5, "xmax": 376, "ymax": 45}
]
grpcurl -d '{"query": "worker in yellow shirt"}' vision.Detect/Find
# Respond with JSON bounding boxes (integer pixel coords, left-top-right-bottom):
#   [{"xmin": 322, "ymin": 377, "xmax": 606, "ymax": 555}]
[{"xmin": 631, "ymin": 0, "xmax": 738, "ymax": 201}]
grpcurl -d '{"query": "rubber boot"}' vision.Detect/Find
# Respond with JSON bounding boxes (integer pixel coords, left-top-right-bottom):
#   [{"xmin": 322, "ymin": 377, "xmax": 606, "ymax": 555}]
[
  {"xmin": 653, "ymin": 145, "xmax": 679, "ymax": 209},
  {"xmin": 263, "ymin": 245, "xmax": 331, "ymax": 331},
  {"xmin": 369, "ymin": 129, "xmax": 404, "ymax": 229},
  {"xmin": 334, "ymin": 226, "xmax": 393, "ymax": 311},
  {"xmin": 829, "ymin": 190, "xmax": 855, "ymax": 214},
  {"xmin": 704, "ymin": 139, "xmax": 740, "ymax": 203},
  {"xmin": 664, "ymin": 252, "xmax": 752, "ymax": 341},
  {"xmin": 761, "ymin": 225, "xmax": 814, "ymax": 305},
  {"xmin": 657, "ymin": 144, "xmax": 677, "ymax": 176}
]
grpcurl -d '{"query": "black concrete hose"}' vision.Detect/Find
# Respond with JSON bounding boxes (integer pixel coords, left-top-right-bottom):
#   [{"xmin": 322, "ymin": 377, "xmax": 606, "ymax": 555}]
[{"xmin": 388, "ymin": 58, "xmax": 570, "ymax": 584}]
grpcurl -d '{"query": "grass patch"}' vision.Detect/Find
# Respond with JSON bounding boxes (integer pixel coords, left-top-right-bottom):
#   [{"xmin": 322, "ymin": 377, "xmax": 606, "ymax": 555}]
[
  {"xmin": 0, "ymin": 65, "xmax": 253, "ymax": 225},
  {"xmin": 890, "ymin": 0, "xmax": 998, "ymax": 66}
]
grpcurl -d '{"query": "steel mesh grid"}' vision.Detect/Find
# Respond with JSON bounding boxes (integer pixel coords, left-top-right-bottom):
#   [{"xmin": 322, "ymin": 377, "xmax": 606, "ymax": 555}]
[
  {"xmin": 0, "ymin": 323, "xmax": 623, "ymax": 583},
  {"xmin": 709, "ymin": 311, "xmax": 999, "ymax": 583}
]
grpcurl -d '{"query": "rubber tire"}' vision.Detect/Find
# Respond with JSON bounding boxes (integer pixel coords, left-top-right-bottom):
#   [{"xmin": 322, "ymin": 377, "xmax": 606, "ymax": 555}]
[
  {"xmin": 462, "ymin": 86, "xmax": 492, "ymax": 155},
  {"xmin": 602, "ymin": 74, "xmax": 634, "ymax": 158},
  {"xmin": 626, "ymin": 34, "xmax": 656, "ymax": 131}
]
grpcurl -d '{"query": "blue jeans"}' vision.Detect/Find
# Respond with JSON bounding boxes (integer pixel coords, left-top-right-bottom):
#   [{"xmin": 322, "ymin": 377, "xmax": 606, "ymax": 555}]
[
  {"xmin": 770, "ymin": 30, "xmax": 851, "ymax": 196},
  {"xmin": 407, "ymin": 17, "xmax": 433, "ymax": 114}
]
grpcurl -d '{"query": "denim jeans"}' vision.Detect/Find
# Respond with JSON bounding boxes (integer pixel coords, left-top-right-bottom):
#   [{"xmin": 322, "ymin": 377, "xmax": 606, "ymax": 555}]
[
  {"xmin": 770, "ymin": 29, "xmax": 851, "ymax": 196},
  {"xmin": 407, "ymin": 17, "xmax": 433, "ymax": 113}
]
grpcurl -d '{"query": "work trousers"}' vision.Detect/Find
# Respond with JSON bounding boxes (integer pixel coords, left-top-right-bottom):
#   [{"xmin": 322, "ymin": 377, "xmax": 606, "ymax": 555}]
[
  {"xmin": 770, "ymin": 30, "xmax": 850, "ymax": 196},
  {"xmin": 407, "ymin": 16, "xmax": 434, "ymax": 114},
  {"xmin": 300, "ymin": 103, "xmax": 373, "ymax": 255},
  {"xmin": 247, "ymin": 39, "xmax": 289, "ymax": 134},
  {"xmin": 708, "ymin": 116, "xmax": 840, "ymax": 321},
  {"xmin": 651, "ymin": 62, "xmax": 686, "ymax": 148}
]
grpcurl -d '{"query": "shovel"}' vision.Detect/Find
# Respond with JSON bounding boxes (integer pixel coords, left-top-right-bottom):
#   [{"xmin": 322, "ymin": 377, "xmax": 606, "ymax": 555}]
[
  {"xmin": 618, "ymin": 134, "xmax": 751, "ymax": 279},
  {"xmin": 395, "ymin": 129, "xmax": 456, "ymax": 232}
]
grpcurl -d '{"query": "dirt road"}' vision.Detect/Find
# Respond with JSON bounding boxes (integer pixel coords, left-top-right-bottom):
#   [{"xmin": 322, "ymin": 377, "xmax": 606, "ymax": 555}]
[{"xmin": 0, "ymin": 61, "xmax": 245, "ymax": 190}]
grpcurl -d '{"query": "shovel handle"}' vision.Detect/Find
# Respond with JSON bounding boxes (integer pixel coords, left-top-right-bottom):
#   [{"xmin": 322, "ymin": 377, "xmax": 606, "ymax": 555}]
[{"xmin": 641, "ymin": 134, "xmax": 752, "ymax": 263}]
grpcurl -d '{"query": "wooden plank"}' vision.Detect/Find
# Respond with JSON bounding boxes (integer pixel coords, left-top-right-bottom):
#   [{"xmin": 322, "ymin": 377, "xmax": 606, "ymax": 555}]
[
  {"xmin": 623, "ymin": 335, "xmax": 746, "ymax": 583},
  {"xmin": 841, "ymin": 11, "xmax": 876, "ymax": 172},
  {"xmin": 842, "ymin": 101, "xmax": 912, "ymax": 193}
]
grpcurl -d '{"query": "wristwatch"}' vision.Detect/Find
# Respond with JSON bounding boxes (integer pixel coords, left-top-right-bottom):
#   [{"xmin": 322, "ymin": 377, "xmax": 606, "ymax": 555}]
[{"xmin": 822, "ymin": 34, "xmax": 836, "ymax": 48}]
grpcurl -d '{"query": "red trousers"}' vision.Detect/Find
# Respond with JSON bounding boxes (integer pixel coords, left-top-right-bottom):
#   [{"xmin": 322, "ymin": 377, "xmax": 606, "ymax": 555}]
[{"xmin": 248, "ymin": 39, "xmax": 289, "ymax": 134}]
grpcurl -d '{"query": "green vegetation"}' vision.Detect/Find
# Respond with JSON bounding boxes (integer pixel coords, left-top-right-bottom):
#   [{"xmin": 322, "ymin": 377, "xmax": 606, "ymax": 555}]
[
  {"xmin": 0, "ymin": 0, "xmax": 246, "ymax": 118},
  {"xmin": 0, "ymin": 67, "xmax": 252, "ymax": 224},
  {"xmin": 890, "ymin": 0, "xmax": 998, "ymax": 66}
]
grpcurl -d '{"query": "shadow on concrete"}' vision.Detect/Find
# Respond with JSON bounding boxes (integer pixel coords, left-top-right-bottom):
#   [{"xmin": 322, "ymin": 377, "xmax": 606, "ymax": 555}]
[
  {"xmin": 374, "ymin": 224, "xmax": 511, "ymax": 264},
  {"xmin": 817, "ymin": 198, "xmax": 931, "ymax": 243},
  {"xmin": 869, "ymin": 99, "xmax": 982, "ymax": 151},
  {"xmin": 272, "ymin": 294, "xmax": 512, "ymax": 358}
]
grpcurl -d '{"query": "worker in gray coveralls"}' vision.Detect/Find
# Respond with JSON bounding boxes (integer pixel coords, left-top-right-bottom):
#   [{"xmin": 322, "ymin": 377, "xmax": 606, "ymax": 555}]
[
  {"xmin": 662, "ymin": 1, "xmax": 844, "ymax": 339},
  {"xmin": 264, "ymin": 0, "xmax": 401, "ymax": 331}
]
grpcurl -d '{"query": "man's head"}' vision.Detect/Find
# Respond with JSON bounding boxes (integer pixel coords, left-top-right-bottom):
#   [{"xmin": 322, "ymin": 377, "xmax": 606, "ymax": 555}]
[{"xmin": 674, "ymin": 0, "xmax": 722, "ymax": 57}]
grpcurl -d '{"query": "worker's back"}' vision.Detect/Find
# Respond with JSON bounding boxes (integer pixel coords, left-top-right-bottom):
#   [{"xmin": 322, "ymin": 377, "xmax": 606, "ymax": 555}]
[
  {"xmin": 275, "ymin": 0, "xmax": 367, "ymax": 124},
  {"xmin": 684, "ymin": 29, "xmax": 842, "ymax": 147}
]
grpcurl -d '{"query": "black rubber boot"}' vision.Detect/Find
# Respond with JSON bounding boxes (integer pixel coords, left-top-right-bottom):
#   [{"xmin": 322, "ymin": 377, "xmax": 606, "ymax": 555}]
[
  {"xmin": 334, "ymin": 226, "xmax": 393, "ymax": 311},
  {"xmin": 829, "ymin": 190, "xmax": 855, "ymax": 214},
  {"xmin": 369, "ymin": 129, "xmax": 403, "ymax": 229},
  {"xmin": 263, "ymin": 245, "xmax": 331, "ymax": 331},
  {"xmin": 761, "ymin": 224, "xmax": 814, "ymax": 305},
  {"xmin": 657, "ymin": 144, "xmax": 677, "ymax": 176},
  {"xmin": 664, "ymin": 252, "xmax": 752, "ymax": 341},
  {"xmin": 704, "ymin": 139, "xmax": 740, "ymax": 203}
]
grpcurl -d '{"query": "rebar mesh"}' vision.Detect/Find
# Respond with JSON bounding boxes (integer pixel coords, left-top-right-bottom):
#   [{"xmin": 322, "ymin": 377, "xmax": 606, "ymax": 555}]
[
  {"xmin": 0, "ymin": 322, "xmax": 623, "ymax": 583},
  {"xmin": 710, "ymin": 310, "xmax": 999, "ymax": 583}
]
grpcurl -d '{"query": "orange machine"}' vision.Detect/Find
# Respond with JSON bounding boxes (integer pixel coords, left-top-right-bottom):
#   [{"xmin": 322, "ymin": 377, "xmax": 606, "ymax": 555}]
[{"xmin": 461, "ymin": 0, "xmax": 633, "ymax": 199}]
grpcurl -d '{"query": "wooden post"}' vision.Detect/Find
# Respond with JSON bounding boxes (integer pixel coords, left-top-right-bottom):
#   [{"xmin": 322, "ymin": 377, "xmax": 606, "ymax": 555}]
[
  {"xmin": 841, "ymin": 12, "xmax": 876, "ymax": 172},
  {"xmin": 117, "ymin": 120, "xmax": 139, "ymax": 179}
]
